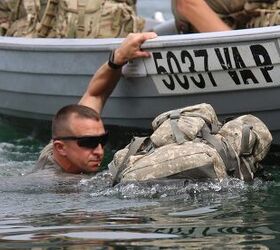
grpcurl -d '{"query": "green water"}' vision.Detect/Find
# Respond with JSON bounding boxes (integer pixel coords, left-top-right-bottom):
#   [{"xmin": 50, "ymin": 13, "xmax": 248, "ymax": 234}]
[{"xmin": 0, "ymin": 117, "xmax": 279, "ymax": 249}]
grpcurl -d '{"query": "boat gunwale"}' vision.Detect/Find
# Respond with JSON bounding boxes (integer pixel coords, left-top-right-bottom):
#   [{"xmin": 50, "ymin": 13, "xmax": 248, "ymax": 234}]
[{"xmin": 0, "ymin": 26, "xmax": 280, "ymax": 52}]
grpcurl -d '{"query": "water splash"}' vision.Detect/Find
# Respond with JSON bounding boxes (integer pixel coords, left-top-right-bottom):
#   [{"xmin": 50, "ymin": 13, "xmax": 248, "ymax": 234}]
[{"xmin": 81, "ymin": 174, "xmax": 272, "ymax": 200}]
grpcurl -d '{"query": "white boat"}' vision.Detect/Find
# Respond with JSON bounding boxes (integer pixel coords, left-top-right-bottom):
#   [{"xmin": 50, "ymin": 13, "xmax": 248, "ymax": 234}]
[{"xmin": 1, "ymin": 26, "xmax": 280, "ymax": 144}]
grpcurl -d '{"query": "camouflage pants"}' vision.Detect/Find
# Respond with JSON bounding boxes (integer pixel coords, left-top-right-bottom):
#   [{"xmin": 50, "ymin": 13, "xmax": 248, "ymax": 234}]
[{"xmin": 172, "ymin": 0, "xmax": 280, "ymax": 32}]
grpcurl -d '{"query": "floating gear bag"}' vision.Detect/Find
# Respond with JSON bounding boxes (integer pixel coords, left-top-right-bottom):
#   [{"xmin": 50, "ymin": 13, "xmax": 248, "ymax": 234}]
[{"xmin": 109, "ymin": 103, "xmax": 272, "ymax": 185}]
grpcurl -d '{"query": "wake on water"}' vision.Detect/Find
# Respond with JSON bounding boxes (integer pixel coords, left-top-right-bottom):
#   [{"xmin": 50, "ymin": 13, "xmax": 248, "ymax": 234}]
[
  {"xmin": 0, "ymin": 135, "xmax": 277, "ymax": 201},
  {"xmin": 0, "ymin": 156, "xmax": 273, "ymax": 202}
]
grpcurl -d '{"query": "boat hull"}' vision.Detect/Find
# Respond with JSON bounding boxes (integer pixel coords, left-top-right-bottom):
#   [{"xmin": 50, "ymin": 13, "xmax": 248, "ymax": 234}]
[{"xmin": 1, "ymin": 27, "xmax": 280, "ymax": 144}]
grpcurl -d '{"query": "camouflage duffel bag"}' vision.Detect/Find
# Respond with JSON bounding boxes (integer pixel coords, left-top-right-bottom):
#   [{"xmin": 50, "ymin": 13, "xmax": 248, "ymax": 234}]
[
  {"xmin": 217, "ymin": 114, "xmax": 272, "ymax": 181},
  {"xmin": 109, "ymin": 138, "xmax": 228, "ymax": 183},
  {"xmin": 109, "ymin": 103, "xmax": 272, "ymax": 185}
]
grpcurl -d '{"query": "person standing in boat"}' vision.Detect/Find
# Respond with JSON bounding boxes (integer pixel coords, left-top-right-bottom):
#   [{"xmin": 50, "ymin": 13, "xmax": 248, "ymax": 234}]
[
  {"xmin": 35, "ymin": 31, "xmax": 157, "ymax": 174},
  {"xmin": 171, "ymin": 0, "xmax": 280, "ymax": 34}
]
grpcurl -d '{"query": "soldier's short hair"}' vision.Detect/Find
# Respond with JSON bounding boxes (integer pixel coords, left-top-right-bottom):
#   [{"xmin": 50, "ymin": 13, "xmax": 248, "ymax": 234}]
[{"xmin": 52, "ymin": 104, "xmax": 100, "ymax": 138}]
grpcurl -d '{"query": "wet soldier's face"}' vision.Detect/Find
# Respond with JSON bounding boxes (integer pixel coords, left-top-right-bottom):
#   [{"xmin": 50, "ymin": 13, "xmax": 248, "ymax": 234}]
[{"xmin": 55, "ymin": 116, "xmax": 106, "ymax": 174}]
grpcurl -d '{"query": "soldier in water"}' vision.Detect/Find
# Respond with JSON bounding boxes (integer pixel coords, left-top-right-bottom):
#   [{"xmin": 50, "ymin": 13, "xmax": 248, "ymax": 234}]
[{"xmin": 35, "ymin": 31, "xmax": 158, "ymax": 174}]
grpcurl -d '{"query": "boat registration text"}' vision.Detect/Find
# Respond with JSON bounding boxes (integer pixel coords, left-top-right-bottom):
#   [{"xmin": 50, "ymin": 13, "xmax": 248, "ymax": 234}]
[{"xmin": 145, "ymin": 41, "xmax": 280, "ymax": 94}]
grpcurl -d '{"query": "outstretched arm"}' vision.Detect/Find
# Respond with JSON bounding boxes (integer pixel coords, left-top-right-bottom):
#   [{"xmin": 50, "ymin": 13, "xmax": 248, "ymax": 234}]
[
  {"xmin": 79, "ymin": 32, "xmax": 157, "ymax": 113},
  {"xmin": 174, "ymin": 0, "xmax": 231, "ymax": 32}
]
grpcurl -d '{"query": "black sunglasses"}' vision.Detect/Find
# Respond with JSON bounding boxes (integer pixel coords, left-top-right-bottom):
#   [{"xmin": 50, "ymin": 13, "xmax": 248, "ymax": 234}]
[{"xmin": 53, "ymin": 131, "xmax": 109, "ymax": 149}]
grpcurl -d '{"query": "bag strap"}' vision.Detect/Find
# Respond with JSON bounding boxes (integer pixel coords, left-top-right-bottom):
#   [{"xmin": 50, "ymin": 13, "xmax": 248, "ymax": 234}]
[
  {"xmin": 240, "ymin": 124, "xmax": 257, "ymax": 155},
  {"xmin": 235, "ymin": 124, "xmax": 257, "ymax": 181},
  {"xmin": 202, "ymin": 122, "xmax": 258, "ymax": 181},
  {"xmin": 201, "ymin": 124, "xmax": 240, "ymax": 174},
  {"xmin": 36, "ymin": 0, "xmax": 59, "ymax": 37},
  {"xmin": 112, "ymin": 137, "xmax": 149, "ymax": 186},
  {"xmin": 169, "ymin": 110, "xmax": 186, "ymax": 144},
  {"xmin": 237, "ymin": 157, "xmax": 254, "ymax": 181},
  {"xmin": 168, "ymin": 110, "xmax": 220, "ymax": 145}
]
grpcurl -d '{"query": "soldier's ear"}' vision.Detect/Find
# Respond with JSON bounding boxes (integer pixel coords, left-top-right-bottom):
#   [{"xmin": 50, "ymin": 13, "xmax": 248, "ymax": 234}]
[{"xmin": 53, "ymin": 140, "xmax": 67, "ymax": 156}]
